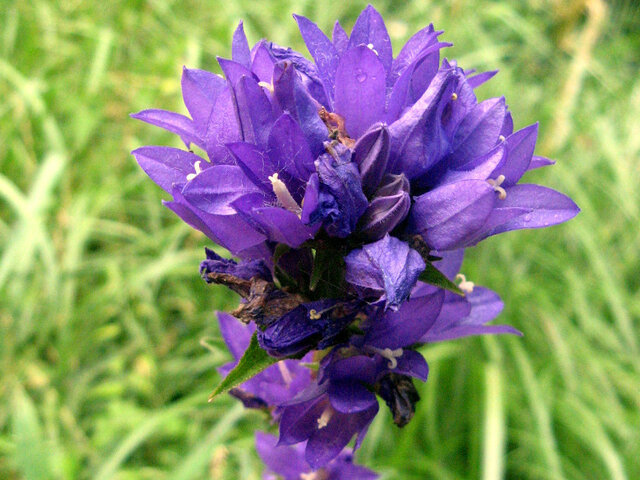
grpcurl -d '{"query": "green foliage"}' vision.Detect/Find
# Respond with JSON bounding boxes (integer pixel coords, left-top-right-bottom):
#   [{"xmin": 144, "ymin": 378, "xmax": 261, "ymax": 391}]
[
  {"xmin": 419, "ymin": 262, "xmax": 465, "ymax": 296},
  {"xmin": 1, "ymin": 0, "xmax": 639, "ymax": 479},
  {"xmin": 208, "ymin": 333, "xmax": 279, "ymax": 401}
]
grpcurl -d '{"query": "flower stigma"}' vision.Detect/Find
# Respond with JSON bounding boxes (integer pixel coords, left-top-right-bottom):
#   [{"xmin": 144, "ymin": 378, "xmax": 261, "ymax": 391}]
[
  {"xmin": 369, "ymin": 346, "xmax": 404, "ymax": 369},
  {"xmin": 186, "ymin": 160, "xmax": 202, "ymax": 181},
  {"xmin": 487, "ymin": 174, "xmax": 507, "ymax": 200},
  {"xmin": 455, "ymin": 273, "xmax": 475, "ymax": 294},
  {"xmin": 317, "ymin": 405, "xmax": 334, "ymax": 429},
  {"xmin": 257, "ymin": 81, "xmax": 274, "ymax": 93},
  {"xmin": 268, "ymin": 173, "xmax": 302, "ymax": 216},
  {"xmin": 277, "ymin": 361, "xmax": 293, "ymax": 386}
]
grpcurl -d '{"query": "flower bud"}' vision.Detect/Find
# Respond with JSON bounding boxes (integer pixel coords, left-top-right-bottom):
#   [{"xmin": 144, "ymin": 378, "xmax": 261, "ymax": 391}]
[
  {"xmin": 358, "ymin": 173, "xmax": 410, "ymax": 241},
  {"xmin": 354, "ymin": 123, "xmax": 390, "ymax": 196}
]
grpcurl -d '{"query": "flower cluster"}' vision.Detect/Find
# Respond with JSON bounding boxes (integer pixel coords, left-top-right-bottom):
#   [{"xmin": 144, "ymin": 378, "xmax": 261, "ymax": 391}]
[{"xmin": 132, "ymin": 5, "xmax": 578, "ymax": 477}]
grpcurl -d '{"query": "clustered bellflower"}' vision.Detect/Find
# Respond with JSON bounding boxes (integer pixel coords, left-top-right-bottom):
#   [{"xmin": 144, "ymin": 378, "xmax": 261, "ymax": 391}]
[{"xmin": 132, "ymin": 5, "xmax": 578, "ymax": 477}]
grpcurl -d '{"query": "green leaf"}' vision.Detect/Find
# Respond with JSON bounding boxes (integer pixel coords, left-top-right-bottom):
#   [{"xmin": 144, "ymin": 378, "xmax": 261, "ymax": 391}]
[
  {"xmin": 208, "ymin": 332, "xmax": 279, "ymax": 401},
  {"xmin": 419, "ymin": 262, "xmax": 465, "ymax": 296}
]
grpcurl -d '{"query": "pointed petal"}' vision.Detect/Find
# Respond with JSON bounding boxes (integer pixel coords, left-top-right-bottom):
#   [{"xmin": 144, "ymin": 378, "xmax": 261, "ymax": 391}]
[
  {"xmin": 131, "ymin": 109, "xmax": 202, "ymax": 148},
  {"xmin": 181, "ymin": 67, "xmax": 226, "ymax": 127},
  {"xmin": 268, "ymin": 113, "xmax": 315, "ymax": 182},
  {"xmin": 348, "ymin": 5, "xmax": 393, "ymax": 76},
  {"xmin": 449, "ymin": 97, "xmax": 507, "ymax": 167},
  {"xmin": 466, "ymin": 70, "xmax": 498, "ymax": 89},
  {"xmin": 293, "ymin": 14, "xmax": 339, "ymax": 107},
  {"xmin": 226, "ymin": 142, "xmax": 276, "ymax": 195},
  {"xmin": 527, "ymin": 155, "xmax": 555, "ymax": 171},
  {"xmin": 132, "ymin": 146, "xmax": 205, "ymax": 193},
  {"xmin": 182, "ymin": 164, "xmax": 263, "ymax": 215},
  {"xmin": 234, "ymin": 75, "xmax": 274, "ymax": 146},
  {"xmin": 409, "ymin": 180, "xmax": 496, "ymax": 250},
  {"xmin": 204, "ymin": 87, "xmax": 242, "ymax": 164},
  {"xmin": 354, "ymin": 123, "xmax": 390, "ymax": 195},
  {"xmin": 334, "ymin": 46, "xmax": 386, "ymax": 139},
  {"xmin": 390, "ymin": 24, "xmax": 438, "ymax": 82},
  {"xmin": 485, "ymin": 184, "xmax": 580, "ymax": 236},
  {"xmin": 365, "ymin": 288, "xmax": 444, "ymax": 348},
  {"xmin": 232, "ymin": 21, "xmax": 251, "ymax": 67},
  {"xmin": 344, "ymin": 235, "xmax": 425, "ymax": 310},
  {"xmin": 332, "ymin": 20, "xmax": 349, "ymax": 54}
]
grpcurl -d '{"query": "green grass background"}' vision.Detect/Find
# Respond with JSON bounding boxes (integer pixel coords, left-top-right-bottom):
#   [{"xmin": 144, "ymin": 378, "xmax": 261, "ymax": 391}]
[{"xmin": 1, "ymin": 0, "xmax": 639, "ymax": 478}]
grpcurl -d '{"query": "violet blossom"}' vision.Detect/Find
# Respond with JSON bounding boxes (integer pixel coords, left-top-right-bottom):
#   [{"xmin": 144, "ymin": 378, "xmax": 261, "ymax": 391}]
[{"xmin": 132, "ymin": 4, "xmax": 578, "ymax": 475}]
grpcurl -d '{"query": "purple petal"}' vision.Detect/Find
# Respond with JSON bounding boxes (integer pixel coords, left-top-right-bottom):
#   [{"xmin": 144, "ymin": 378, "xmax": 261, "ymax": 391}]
[
  {"xmin": 218, "ymin": 312, "xmax": 254, "ymax": 359},
  {"xmin": 354, "ymin": 123, "xmax": 390, "ymax": 195},
  {"xmin": 217, "ymin": 57, "xmax": 255, "ymax": 86},
  {"xmin": 334, "ymin": 46, "xmax": 386, "ymax": 139},
  {"xmin": 293, "ymin": 14, "xmax": 339, "ymax": 107},
  {"xmin": 528, "ymin": 155, "xmax": 555, "ymax": 171},
  {"xmin": 332, "ymin": 21, "xmax": 349, "ymax": 54},
  {"xmin": 328, "ymin": 380, "xmax": 377, "ymax": 413},
  {"xmin": 226, "ymin": 142, "xmax": 276, "ymax": 195},
  {"xmin": 163, "ymin": 187, "xmax": 266, "ymax": 256},
  {"xmin": 449, "ymin": 97, "xmax": 507, "ymax": 167},
  {"xmin": 204, "ymin": 87, "xmax": 243, "ymax": 164},
  {"xmin": 357, "ymin": 173, "xmax": 410, "ymax": 241},
  {"xmin": 131, "ymin": 109, "xmax": 202, "ymax": 148},
  {"xmin": 232, "ymin": 194, "xmax": 320, "ymax": 247},
  {"xmin": 365, "ymin": 288, "xmax": 444, "ymax": 348},
  {"xmin": 439, "ymin": 143, "xmax": 507, "ymax": 185},
  {"xmin": 201, "ymin": 248, "xmax": 271, "ymax": 283},
  {"xmin": 393, "ymin": 350, "xmax": 430, "ymax": 381},
  {"xmin": 466, "ymin": 70, "xmax": 498, "ymax": 89},
  {"xmin": 181, "ymin": 67, "xmax": 226, "ymax": 127},
  {"xmin": 273, "ymin": 63, "xmax": 327, "ymax": 157},
  {"xmin": 250, "ymin": 42, "xmax": 277, "ymax": 83},
  {"xmin": 388, "ymin": 67, "xmax": 457, "ymax": 179},
  {"xmin": 305, "ymin": 405, "xmax": 378, "ymax": 469},
  {"xmin": 256, "ymin": 432, "xmax": 310, "ymax": 480},
  {"xmin": 409, "ymin": 180, "xmax": 496, "ymax": 251},
  {"xmin": 390, "ymin": 24, "xmax": 438, "ymax": 82},
  {"xmin": 182, "ymin": 164, "xmax": 263, "ymax": 215},
  {"xmin": 496, "ymin": 123, "xmax": 539, "ymax": 186},
  {"xmin": 132, "ymin": 146, "xmax": 206, "ymax": 193},
  {"xmin": 268, "ymin": 113, "xmax": 315, "ymax": 182},
  {"xmin": 234, "ymin": 75, "xmax": 274, "ymax": 146},
  {"xmin": 279, "ymin": 397, "xmax": 327, "ymax": 446},
  {"xmin": 432, "ymin": 249, "xmax": 465, "ymax": 280},
  {"xmin": 484, "ymin": 184, "xmax": 580, "ymax": 236},
  {"xmin": 232, "ymin": 21, "xmax": 251, "ymax": 68},
  {"xmin": 386, "ymin": 41, "xmax": 451, "ymax": 123},
  {"xmin": 500, "ymin": 111, "xmax": 514, "ymax": 137},
  {"xmin": 348, "ymin": 5, "xmax": 393, "ymax": 77},
  {"xmin": 344, "ymin": 235, "xmax": 425, "ymax": 310}
]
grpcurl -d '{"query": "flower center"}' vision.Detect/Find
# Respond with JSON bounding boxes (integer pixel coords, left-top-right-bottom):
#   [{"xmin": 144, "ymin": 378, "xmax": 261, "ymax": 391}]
[
  {"xmin": 277, "ymin": 361, "xmax": 293, "ymax": 386},
  {"xmin": 268, "ymin": 173, "xmax": 302, "ymax": 216},
  {"xmin": 258, "ymin": 81, "xmax": 274, "ymax": 93},
  {"xmin": 317, "ymin": 405, "xmax": 334, "ymax": 429},
  {"xmin": 369, "ymin": 346, "xmax": 404, "ymax": 369},
  {"xmin": 455, "ymin": 273, "xmax": 475, "ymax": 294},
  {"xmin": 186, "ymin": 160, "xmax": 202, "ymax": 181},
  {"xmin": 487, "ymin": 174, "xmax": 507, "ymax": 200}
]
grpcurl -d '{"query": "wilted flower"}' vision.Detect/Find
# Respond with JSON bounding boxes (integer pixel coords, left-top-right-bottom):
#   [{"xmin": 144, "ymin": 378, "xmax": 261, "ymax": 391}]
[{"xmin": 132, "ymin": 4, "xmax": 578, "ymax": 475}]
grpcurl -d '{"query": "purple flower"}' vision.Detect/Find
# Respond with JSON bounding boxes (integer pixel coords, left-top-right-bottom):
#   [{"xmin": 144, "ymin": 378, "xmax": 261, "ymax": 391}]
[
  {"xmin": 256, "ymin": 432, "xmax": 378, "ymax": 480},
  {"xmin": 131, "ymin": 5, "xmax": 579, "ymax": 476},
  {"xmin": 217, "ymin": 312, "xmax": 312, "ymax": 408}
]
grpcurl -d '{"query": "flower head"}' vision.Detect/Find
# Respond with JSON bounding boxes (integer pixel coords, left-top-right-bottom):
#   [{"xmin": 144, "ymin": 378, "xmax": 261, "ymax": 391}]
[{"xmin": 132, "ymin": 4, "xmax": 578, "ymax": 473}]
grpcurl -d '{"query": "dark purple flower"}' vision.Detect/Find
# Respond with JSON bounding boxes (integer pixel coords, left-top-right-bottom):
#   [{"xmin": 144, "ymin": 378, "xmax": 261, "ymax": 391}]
[
  {"xmin": 256, "ymin": 432, "xmax": 378, "ymax": 480},
  {"xmin": 217, "ymin": 312, "xmax": 312, "ymax": 408}
]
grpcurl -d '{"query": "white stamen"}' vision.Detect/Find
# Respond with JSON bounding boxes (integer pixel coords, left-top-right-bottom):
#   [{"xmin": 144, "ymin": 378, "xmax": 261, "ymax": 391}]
[
  {"xmin": 366, "ymin": 43, "xmax": 379, "ymax": 55},
  {"xmin": 300, "ymin": 472, "xmax": 324, "ymax": 480},
  {"xmin": 369, "ymin": 347, "xmax": 403, "ymax": 369},
  {"xmin": 309, "ymin": 309, "xmax": 322, "ymax": 320},
  {"xmin": 498, "ymin": 135, "xmax": 506, "ymax": 142},
  {"xmin": 487, "ymin": 174, "xmax": 507, "ymax": 200},
  {"xmin": 451, "ymin": 92, "xmax": 458, "ymax": 101},
  {"xmin": 268, "ymin": 173, "xmax": 302, "ymax": 216},
  {"xmin": 317, "ymin": 405, "xmax": 333, "ymax": 429},
  {"xmin": 186, "ymin": 160, "xmax": 202, "ymax": 181},
  {"xmin": 455, "ymin": 273, "xmax": 475, "ymax": 294},
  {"xmin": 277, "ymin": 361, "xmax": 293, "ymax": 386},
  {"xmin": 258, "ymin": 81, "xmax": 274, "ymax": 93}
]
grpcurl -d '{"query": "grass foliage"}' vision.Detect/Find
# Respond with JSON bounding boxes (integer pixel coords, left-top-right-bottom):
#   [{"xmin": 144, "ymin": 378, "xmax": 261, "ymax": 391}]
[{"xmin": 1, "ymin": 0, "xmax": 639, "ymax": 478}]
